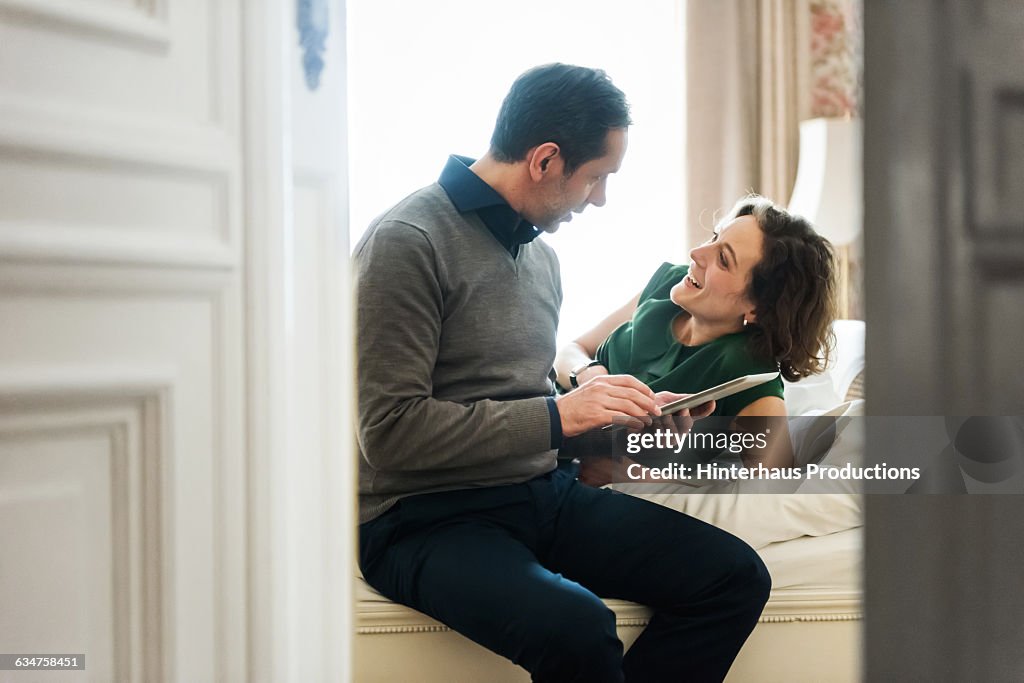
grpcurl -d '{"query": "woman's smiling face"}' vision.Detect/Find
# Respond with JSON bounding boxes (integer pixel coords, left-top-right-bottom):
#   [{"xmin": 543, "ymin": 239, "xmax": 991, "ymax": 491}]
[{"xmin": 670, "ymin": 215, "xmax": 765, "ymax": 327}]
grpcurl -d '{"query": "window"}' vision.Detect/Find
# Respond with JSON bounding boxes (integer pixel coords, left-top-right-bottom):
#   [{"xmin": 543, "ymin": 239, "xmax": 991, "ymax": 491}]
[{"xmin": 347, "ymin": 0, "xmax": 686, "ymax": 346}]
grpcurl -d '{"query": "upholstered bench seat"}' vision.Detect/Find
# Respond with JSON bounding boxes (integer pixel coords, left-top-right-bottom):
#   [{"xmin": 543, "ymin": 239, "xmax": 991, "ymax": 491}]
[{"xmin": 354, "ymin": 529, "xmax": 863, "ymax": 683}]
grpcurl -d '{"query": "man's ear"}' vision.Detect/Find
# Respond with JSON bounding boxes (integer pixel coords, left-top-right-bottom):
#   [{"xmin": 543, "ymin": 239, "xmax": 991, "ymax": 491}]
[{"xmin": 527, "ymin": 142, "xmax": 562, "ymax": 182}]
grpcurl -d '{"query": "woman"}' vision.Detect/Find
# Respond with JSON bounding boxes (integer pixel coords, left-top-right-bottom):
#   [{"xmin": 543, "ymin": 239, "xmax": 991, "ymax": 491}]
[{"xmin": 555, "ymin": 195, "xmax": 837, "ymax": 474}]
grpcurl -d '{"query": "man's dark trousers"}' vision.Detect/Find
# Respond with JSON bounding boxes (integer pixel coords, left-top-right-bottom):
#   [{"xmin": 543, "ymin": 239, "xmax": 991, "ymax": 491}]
[{"xmin": 359, "ymin": 464, "xmax": 771, "ymax": 683}]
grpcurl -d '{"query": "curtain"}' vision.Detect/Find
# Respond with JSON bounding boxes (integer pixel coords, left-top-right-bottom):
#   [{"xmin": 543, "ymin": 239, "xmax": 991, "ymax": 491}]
[{"xmin": 684, "ymin": 0, "xmax": 809, "ymax": 245}]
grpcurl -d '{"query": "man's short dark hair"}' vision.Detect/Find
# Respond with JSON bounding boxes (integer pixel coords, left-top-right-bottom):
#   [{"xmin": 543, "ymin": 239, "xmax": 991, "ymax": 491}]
[{"xmin": 489, "ymin": 63, "xmax": 631, "ymax": 175}]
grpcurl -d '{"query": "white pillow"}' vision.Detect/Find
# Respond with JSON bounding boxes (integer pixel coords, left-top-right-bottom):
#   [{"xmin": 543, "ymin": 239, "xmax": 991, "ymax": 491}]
[
  {"xmin": 783, "ymin": 319, "xmax": 865, "ymax": 415},
  {"xmin": 829, "ymin": 320, "xmax": 866, "ymax": 399},
  {"xmin": 616, "ymin": 400, "xmax": 865, "ymax": 550},
  {"xmin": 783, "ymin": 373, "xmax": 841, "ymax": 417}
]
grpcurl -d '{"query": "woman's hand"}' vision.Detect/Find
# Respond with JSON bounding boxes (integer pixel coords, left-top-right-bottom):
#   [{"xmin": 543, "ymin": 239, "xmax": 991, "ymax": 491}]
[{"xmin": 649, "ymin": 391, "xmax": 716, "ymax": 433}]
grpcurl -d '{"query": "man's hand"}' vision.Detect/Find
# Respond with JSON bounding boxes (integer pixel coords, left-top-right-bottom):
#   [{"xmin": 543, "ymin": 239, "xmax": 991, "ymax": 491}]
[{"xmin": 555, "ymin": 374, "xmax": 660, "ymax": 437}]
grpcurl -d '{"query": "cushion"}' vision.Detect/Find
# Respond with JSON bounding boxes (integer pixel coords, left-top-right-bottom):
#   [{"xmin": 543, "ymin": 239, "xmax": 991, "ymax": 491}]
[
  {"xmin": 757, "ymin": 526, "xmax": 863, "ymax": 592},
  {"xmin": 844, "ymin": 370, "xmax": 865, "ymax": 401},
  {"xmin": 829, "ymin": 320, "xmax": 866, "ymax": 400},
  {"xmin": 615, "ymin": 400, "xmax": 865, "ymax": 550},
  {"xmin": 784, "ymin": 319, "xmax": 865, "ymax": 416},
  {"xmin": 783, "ymin": 373, "xmax": 842, "ymax": 417}
]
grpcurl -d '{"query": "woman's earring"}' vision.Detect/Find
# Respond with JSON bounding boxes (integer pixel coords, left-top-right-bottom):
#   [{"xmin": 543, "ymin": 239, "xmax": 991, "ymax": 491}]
[{"xmin": 742, "ymin": 318, "xmax": 749, "ymax": 327}]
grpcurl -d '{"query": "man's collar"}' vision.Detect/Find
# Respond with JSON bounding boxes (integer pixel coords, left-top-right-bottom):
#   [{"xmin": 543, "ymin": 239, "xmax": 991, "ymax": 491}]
[
  {"xmin": 438, "ymin": 155, "xmax": 541, "ymax": 248},
  {"xmin": 438, "ymin": 155, "xmax": 508, "ymax": 212}
]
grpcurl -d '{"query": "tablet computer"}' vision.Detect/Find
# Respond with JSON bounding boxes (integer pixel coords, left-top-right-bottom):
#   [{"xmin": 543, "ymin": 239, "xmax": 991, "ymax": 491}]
[
  {"xmin": 601, "ymin": 371, "xmax": 779, "ymax": 430},
  {"xmin": 657, "ymin": 372, "xmax": 780, "ymax": 415}
]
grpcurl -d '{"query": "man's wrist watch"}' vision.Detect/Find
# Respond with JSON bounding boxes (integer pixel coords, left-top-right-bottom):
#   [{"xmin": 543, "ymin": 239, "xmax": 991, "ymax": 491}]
[{"xmin": 569, "ymin": 360, "xmax": 603, "ymax": 388}]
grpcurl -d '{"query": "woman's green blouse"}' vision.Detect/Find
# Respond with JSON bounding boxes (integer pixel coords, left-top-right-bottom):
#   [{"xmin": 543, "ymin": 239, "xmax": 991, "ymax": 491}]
[{"xmin": 595, "ymin": 262, "xmax": 783, "ymax": 417}]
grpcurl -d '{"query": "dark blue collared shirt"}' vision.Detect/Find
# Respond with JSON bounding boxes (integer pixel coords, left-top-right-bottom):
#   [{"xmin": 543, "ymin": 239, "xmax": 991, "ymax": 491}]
[
  {"xmin": 438, "ymin": 155, "xmax": 542, "ymax": 257},
  {"xmin": 437, "ymin": 155, "xmax": 563, "ymax": 449}
]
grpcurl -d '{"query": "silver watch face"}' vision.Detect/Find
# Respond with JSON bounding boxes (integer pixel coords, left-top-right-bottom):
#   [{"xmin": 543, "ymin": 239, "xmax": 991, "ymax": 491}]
[
  {"xmin": 572, "ymin": 360, "xmax": 598, "ymax": 376},
  {"xmin": 570, "ymin": 360, "xmax": 599, "ymax": 387}
]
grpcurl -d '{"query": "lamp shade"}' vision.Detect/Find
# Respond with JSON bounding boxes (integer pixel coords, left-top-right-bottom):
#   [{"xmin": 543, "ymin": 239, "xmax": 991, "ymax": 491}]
[{"xmin": 787, "ymin": 117, "xmax": 863, "ymax": 245}]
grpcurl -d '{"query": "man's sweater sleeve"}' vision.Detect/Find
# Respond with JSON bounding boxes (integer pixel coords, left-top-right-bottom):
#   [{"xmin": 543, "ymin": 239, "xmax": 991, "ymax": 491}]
[{"xmin": 355, "ymin": 220, "xmax": 553, "ymax": 471}]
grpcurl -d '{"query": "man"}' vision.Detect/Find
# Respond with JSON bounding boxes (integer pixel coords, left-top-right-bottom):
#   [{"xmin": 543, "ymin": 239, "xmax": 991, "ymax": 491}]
[{"xmin": 355, "ymin": 63, "xmax": 770, "ymax": 683}]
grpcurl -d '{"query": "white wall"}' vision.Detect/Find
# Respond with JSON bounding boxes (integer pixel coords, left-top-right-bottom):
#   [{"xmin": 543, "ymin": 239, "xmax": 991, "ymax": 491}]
[{"xmin": 347, "ymin": 0, "xmax": 688, "ymax": 345}]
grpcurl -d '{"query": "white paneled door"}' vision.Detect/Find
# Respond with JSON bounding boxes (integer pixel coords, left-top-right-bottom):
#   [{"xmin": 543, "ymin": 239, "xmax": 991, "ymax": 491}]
[{"xmin": 0, "ymin": 1, "xmax": 353, "ymax": 681}]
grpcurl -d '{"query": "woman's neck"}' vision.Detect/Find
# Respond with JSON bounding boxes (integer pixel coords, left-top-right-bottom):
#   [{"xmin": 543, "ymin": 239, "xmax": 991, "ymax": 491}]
[{"xmin": 672, "ymin": 311, "xmax": 743, "ymax": 347}]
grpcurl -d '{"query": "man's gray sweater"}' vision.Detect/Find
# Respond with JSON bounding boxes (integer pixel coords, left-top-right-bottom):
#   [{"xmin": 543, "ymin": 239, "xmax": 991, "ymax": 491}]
[{"xmin": 355, "ymin": 183, "xmax": 562, "ymax": 523}]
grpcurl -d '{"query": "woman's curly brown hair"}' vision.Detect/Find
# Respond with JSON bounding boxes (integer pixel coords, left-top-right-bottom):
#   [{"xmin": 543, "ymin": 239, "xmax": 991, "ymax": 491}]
[{"xmin": 723, "ymin": 196, "xmax": 838, "ymax": 382}]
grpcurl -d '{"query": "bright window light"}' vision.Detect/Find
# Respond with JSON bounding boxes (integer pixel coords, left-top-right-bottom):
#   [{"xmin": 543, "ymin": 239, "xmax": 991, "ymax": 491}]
[{"xmin": 347, "ymin": 0, "xmax": 687, "ymax": 346}]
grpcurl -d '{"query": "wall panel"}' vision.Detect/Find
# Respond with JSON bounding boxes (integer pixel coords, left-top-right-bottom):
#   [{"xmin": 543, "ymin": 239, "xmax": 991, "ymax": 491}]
[{"xmin": 0, "ymin": 0, "xmax": 245, "ymax": 680}]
